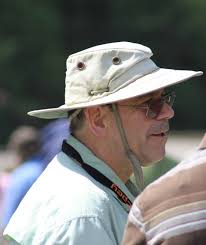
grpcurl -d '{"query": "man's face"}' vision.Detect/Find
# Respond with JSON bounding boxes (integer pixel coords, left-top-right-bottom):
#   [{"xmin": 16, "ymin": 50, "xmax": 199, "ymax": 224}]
[{"xmin": 116, "ymin": 89, "xmax": 174, "ymax": 166}]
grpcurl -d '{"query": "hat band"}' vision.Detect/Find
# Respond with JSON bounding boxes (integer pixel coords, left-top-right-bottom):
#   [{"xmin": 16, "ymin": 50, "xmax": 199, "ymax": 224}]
[{"xmin": 109, "ymin": 58, "xmax": 159, "ymax": 92}]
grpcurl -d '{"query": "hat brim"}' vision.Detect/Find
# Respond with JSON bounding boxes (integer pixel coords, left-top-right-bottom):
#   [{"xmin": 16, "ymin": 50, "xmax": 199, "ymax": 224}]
[{"xmin": 28, "ymin": 68, "xmax": 203, "ymax": 119}]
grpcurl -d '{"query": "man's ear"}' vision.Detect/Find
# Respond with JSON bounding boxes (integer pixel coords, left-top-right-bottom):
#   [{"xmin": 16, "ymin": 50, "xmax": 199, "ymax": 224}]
[{"xmin": 84, "ymin": 106, "xmax": 108, "ymax": 136}]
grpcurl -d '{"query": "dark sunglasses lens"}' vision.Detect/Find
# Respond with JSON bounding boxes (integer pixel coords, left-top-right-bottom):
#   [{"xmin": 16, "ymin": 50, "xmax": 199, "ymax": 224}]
[
  {"xmin": 147, "ymin": 92, "xmax": 175, "ymax": 119},
  {"xmin": 147, "ymin": 101, "xmax": 163, "ymax": 118}
]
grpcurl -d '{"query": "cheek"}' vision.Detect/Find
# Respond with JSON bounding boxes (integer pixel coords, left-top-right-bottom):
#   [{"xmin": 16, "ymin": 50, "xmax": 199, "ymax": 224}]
[
  {"xmin": 140, "ymin": 136, "xmax": 167, "ymax": 165},
  {"xmin": 124, "ymin": 112, "xmax": 149, "ymax": 147},
  {"xmin": 123, "ymin": 113, "xmax": 166, "ymax": 163},
  {"xmin": 118, "ymin": 109, "xmax": 165, "ymax": 159},
  {"xmin": 107, "ymin": 115, "xmax": 127, "ymax": 149}
]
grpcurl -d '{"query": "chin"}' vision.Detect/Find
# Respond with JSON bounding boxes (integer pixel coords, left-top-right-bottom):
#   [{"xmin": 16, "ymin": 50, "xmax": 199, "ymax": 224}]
[{"xmin": 141, "ymin": 150, "xmax": 166, "ymax": 167}]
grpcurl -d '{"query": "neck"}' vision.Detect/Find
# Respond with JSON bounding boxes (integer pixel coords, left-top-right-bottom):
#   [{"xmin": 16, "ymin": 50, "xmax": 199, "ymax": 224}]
[{"xmin": 74, "ymin": 133, "xmax": 133, "ymax": 183}]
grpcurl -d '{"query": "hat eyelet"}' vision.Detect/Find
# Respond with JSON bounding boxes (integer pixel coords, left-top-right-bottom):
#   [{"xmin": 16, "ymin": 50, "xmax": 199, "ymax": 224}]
[
  {"xmin": 77, "ymin": 61, "xmax": 86, "ymax": 70},
  {"xmin": 112, "ymin": 56, "xmax": 121, "ymax": 65}
]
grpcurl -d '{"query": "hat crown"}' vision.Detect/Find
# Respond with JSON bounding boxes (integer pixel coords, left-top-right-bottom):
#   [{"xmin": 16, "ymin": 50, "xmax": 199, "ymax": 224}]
[{"xmin": 65, "ymin": 42, "xmax": 155, "ymax": 106}]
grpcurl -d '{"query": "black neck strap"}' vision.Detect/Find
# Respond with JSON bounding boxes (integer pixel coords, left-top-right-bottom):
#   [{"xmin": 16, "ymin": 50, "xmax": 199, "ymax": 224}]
[{"xmin": 62, "ymin": 140, "xmax": 132, "ymax": 208}]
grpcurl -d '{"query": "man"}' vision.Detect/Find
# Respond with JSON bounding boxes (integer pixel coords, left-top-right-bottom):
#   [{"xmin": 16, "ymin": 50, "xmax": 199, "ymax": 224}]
[
  {"xmin": 122, "ymin": 133, "xmax": 206, "ymax": 245},
  {"xmin": 3, "ymin": 42, "xmax": 202, "ymax": 244}
]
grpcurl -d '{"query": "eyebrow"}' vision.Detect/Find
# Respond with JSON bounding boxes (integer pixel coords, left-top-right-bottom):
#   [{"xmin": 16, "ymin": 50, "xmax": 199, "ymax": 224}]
[
  {"xmin": 135, "ymin": 90, "xmax": 165, "ymax": 104},
  {"xmin": 139, "ymin": 92, "xmax": 157, "ymax": 101},
  {"xmin": 120, "ymin": 90, "xmax": 165, "ymax": 106},
  {"xmin": 126, "ymin": 95, "xmax": 152, "ymax": 106}
]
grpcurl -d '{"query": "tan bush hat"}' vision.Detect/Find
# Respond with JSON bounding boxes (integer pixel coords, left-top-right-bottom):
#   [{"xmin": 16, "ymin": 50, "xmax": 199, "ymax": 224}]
[{"xmin": 28, "ymin": 41, "xmax": 203, "ymax": 119}]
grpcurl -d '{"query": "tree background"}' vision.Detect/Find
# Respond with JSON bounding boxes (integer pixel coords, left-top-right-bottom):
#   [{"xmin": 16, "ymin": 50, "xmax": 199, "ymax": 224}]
[{"xmin": 0, "ymin": 0, "xmax": 205, "ymax": 146}]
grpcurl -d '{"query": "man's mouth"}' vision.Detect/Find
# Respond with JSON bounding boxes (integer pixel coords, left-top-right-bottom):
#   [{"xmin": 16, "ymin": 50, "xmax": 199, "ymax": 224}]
[
  {"xmin": 148, "ymin": 122, "xmax": 170, "ymax": 137},
  {"xmin": 151, "ymin": 131, "xmax": 168, "ymax": 137}
]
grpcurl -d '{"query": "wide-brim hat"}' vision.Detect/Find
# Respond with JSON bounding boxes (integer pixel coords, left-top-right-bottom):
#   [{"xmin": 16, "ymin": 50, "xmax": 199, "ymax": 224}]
[{"xmin": 28, "ymin": 42, "xmax": 203, "ymax": 119}]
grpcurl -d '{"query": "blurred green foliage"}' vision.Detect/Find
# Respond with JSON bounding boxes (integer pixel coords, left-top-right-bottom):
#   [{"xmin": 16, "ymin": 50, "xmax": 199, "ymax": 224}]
[
  {"xmin": 143, "ymin": 157, "xmax": 177, "ymax": 187},
  {"xmin": 129, "ymin": 157, "xmax": 177, "ymax": 187},
  {"xmin": 0, "ymin": 0, "xmax": 206, "ymax": 145}
]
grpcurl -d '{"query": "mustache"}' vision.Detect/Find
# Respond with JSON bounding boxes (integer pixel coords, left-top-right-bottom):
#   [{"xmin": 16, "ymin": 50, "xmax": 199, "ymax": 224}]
[{"xmin": 147, "ymin": 121, "xmax": 170, "ymax": 135}]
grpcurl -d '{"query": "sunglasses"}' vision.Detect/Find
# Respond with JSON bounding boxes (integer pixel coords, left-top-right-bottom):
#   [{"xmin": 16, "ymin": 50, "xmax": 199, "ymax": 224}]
[{"xmin": 118, "ymin": 91, "xmax": 176, "ymax": 119}]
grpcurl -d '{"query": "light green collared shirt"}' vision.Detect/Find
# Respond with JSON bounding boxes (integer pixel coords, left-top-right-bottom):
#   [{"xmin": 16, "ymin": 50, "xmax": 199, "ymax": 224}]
[{"xmin": 4, "ymin": 135, "xmax": 135, "ymax": 245}]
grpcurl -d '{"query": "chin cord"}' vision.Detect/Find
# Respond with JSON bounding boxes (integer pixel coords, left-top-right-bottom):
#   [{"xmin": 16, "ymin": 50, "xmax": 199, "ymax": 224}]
[
  {"xmin": 111, "ymin": 104, "xmax": 144, "ymax": 194},
  {"xmin": 68, "ymin": 109, "xmax": 82, "ymax": 121}
]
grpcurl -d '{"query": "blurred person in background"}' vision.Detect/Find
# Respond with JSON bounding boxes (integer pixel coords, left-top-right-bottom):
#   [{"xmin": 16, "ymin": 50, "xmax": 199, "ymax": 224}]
[
  {"xmin": 1, "ymin": 119, "xmax": 69, "ymax": 245},
  {"xmin": 0, "ymin": 150, "xmax": 19, "ymax": 245},
  {"xmin": 1, "ymin": 125, "xmax": 42, "ymax": 228},
  {"xmin": 1, "ymin": 119, "xmax": 69, "ymax": 229},
  {"xmin": 40, "ymin": 118, "xmax": 70, "ymax": 170},
  {"xmin": 0, "ymin": 150, "xmax": 19, "ymax": 224},
  {"xmin": 122, "ymin": 133, "xmax": 206, "ymax": 245},
  {"xmin": 3, "ymin": 42, "xmax": 203, "ymax": 245}
]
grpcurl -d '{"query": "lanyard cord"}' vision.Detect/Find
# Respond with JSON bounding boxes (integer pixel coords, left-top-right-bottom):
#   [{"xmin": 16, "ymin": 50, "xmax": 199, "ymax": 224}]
[{"xmin": 62, "ymin": 140, "xmax": 132, "ymax": 208}]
